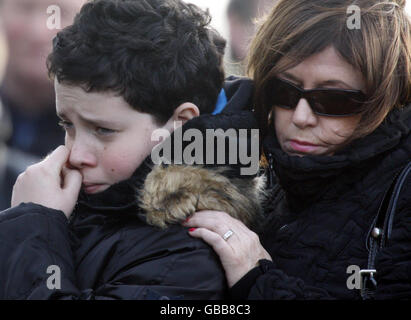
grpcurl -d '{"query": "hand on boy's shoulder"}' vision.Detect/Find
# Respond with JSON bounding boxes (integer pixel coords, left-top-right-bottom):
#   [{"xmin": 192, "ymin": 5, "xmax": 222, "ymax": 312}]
[{"xmin": 11, "ymin": 146, "xmax": 82, "ymax": 219}]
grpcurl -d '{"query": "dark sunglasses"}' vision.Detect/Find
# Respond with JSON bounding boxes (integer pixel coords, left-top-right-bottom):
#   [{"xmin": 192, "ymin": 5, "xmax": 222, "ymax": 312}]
[{"xmin": 266, "ymin": 77, "xmax": 366, "ymax": 116}]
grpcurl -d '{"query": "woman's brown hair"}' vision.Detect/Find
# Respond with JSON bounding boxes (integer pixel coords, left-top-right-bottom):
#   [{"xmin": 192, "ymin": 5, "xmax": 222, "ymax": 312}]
[{"xmin": 248, "ymin": 0, "xmax": 411, "ymax": 139}]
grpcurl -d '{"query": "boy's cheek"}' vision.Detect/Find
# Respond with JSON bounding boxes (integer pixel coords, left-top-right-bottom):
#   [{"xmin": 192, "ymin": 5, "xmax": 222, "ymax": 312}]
[
  {"xmin": 102, "ymin": 153, "xmax": 146, "ymax": 183},
  {"xmin": 100, "ymin": 134, "xmax": 156, "ymax": 183}
]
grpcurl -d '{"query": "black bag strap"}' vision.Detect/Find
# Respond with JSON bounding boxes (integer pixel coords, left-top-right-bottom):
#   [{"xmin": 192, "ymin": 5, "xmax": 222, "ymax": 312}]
[{"xmin": 361, "ymin": 161, "xmax": 411, "ymax": 300}]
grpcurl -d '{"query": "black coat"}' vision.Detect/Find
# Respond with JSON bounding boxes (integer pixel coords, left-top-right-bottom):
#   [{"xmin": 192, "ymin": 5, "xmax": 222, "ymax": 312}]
[
  {"xmin": 0, "ymin": 77, "xmax": 262, "ymax": 300},
  {"xmin": 230, "ymin": 81, "xmax": 411, "ymax": 299},
  {"xmin": 0, "ymin": 203, "xmax": 227, "ymax": 299}
]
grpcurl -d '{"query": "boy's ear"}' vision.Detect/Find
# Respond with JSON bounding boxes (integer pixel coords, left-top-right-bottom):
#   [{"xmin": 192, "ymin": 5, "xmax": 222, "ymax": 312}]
[
  {"xmin": 164, "ymin": 102, "xmax": 200, "ymax": 131},
  {"xmin": 173, "ymin": 102, "xmax": 200, "ymax": 123}
]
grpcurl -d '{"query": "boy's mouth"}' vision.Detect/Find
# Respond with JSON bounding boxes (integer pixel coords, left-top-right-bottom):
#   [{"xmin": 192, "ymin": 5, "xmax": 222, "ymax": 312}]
[{"xmin": 82, "ymin": 183, "xmax": 106, "ymax": 194}]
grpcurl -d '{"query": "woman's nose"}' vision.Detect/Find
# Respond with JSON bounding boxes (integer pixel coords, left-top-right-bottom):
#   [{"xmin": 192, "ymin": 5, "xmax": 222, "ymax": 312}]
[{"xmin": 291, "ymin": 98, "xmax": 318, "ymax": 129}]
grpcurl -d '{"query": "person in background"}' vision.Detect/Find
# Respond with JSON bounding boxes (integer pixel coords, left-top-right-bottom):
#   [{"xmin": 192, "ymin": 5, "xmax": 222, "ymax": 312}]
[
  {"xmin": 225, "ymin": 0, "xmax": 277, "ymax": 76},
  {"xmin": 0, "ymin": 93, "xmax": 13, "ymax": 209},
  {"xmin": 0, "ymin": 6, "xmax": 32, "ymax": 210},
  {"xmin": 0, "ymin": 23, "xmax": 6, "ymax": 80},
  {"xmin": 0, "ymin": 0, "xmax": 85, "ymax": 158}
]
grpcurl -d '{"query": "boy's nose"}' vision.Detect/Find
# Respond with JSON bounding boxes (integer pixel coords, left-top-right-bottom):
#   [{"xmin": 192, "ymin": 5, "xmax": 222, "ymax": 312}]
[
  {"xmin": 68, "ymin": 141, "xmax": 98, "ymax": 169},
  {"xmin": 291, "ymin": 98, "xmax": 318, "ymax": 129}
]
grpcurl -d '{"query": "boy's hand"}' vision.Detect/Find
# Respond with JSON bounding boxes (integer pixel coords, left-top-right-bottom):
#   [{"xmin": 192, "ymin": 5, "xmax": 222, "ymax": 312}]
[{"xmin": 11, "ymin": 146, "xmax": 83, "ymax": 219}]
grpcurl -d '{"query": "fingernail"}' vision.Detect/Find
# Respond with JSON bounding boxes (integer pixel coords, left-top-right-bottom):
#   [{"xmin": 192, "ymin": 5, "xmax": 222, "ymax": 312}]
[{"xmin": 189, "ymin": 228, "xmax": 196, "ymax": 232}]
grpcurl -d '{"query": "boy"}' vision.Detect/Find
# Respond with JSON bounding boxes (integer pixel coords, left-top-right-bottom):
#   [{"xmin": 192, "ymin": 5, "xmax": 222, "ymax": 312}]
[{"xmin": 0, "ymin": 0, "xmax": 263, "ymax": 299}]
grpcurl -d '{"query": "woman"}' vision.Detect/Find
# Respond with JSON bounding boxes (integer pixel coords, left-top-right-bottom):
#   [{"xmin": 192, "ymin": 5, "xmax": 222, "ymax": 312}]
[{"xmin": 184, "ymin": 0, "xmax": 411, "ymax": 299}]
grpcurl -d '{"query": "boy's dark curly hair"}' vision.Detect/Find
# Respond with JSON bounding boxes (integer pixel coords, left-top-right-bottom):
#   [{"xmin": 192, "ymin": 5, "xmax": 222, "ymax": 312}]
[{"xmin": 47, "ymin": 0, "xmax": 226, "ymax": 124}]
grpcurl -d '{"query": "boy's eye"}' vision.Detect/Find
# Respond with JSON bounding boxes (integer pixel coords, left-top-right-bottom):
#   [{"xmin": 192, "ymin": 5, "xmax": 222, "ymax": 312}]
[
  {"xmin": 58, "ymin": 120, "xmax": 73, "ymax": 131},
  {"xmin": 95, "ymin": 127, "xmax": 116, "ymax": 136}
]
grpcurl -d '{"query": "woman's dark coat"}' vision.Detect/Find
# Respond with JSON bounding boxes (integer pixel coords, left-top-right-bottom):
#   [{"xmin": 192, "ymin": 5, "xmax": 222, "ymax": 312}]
[{"xmin": 230, "ymin": 79, "xmax": 411, "ymax": 300}]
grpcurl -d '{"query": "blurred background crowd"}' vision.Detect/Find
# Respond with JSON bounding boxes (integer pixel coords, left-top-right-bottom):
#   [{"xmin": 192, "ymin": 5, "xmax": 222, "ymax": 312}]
[
  {"xmin": 0, "ymin": 0, "xmax": 86, "ymax": 209},
  {"xmin": 1, "ymin": 0, "xmax": 409, "ymax": 210}
]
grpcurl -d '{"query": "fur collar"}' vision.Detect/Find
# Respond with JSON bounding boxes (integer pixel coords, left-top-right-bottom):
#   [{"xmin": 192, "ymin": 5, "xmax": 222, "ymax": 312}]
[{"xmin": 140, "ymin": 164, "xmax": 265, "ymax": 229}]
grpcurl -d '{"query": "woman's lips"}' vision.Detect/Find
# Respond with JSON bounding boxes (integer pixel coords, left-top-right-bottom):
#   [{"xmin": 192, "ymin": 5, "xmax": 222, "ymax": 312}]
[{"xmin": 289, "ymin": 140, "xmax": 320, "ymax": 153}]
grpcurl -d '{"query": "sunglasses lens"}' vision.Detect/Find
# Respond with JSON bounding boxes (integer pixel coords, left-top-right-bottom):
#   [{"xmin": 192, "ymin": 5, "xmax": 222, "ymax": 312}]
[
  {"xmin": 269, "ymin": 78, "xmax": 300, "ymax": 110},
  {"xmin": 268, "ymin": 78, "xmax": 364, "ymax": 116},
  {"xmin": 308, "ymin": 91, "xmax": 364, "ymax": 116}
]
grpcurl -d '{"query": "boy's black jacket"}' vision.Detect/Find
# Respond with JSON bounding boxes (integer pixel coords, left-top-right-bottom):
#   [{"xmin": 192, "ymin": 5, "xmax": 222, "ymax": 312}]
[{"xmin": 0, "ymin": 77, "xmax": 259, "ymax": 300}]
